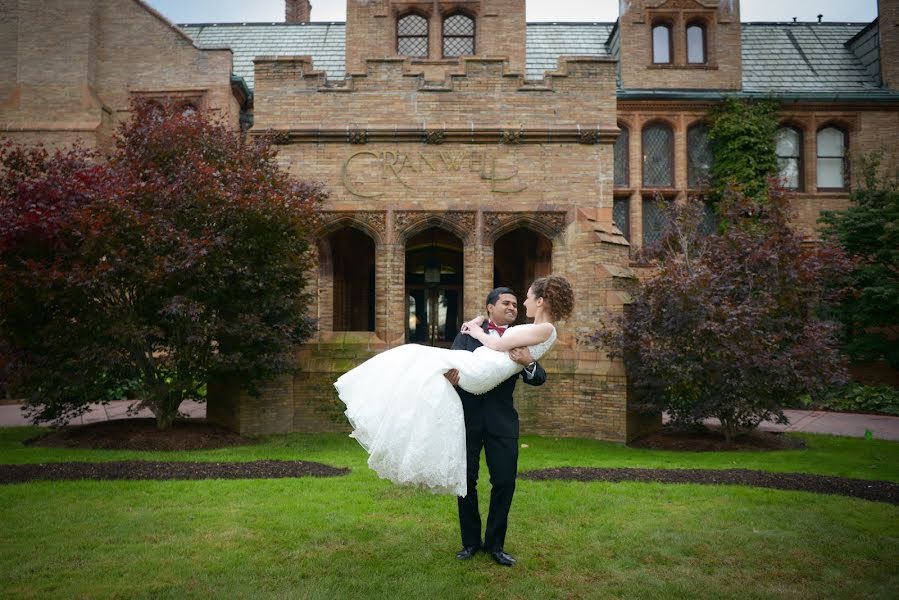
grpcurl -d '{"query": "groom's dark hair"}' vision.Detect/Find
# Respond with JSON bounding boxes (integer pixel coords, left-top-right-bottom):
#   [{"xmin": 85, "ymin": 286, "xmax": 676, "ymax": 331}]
[{"xmin": 486, "ymin": 287, "xmax": 516, "ymax": 307}]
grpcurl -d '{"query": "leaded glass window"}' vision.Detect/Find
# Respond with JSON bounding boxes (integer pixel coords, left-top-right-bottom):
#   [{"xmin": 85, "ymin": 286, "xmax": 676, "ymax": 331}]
[
  {"xmin": 643, "ymin": 123, "xmax": 673, "ymax": 187},
  {"xmin": 699, "ymin": 201, "xmax": 718, "ymax": 236},
  {"xmin": 653, "ymin": 23, "xmax": 671, "ymax": 64},
  {"xmin": 613, "ymin": 197, "xmax": 630, "ymax": 240},
  {"xmin": 687, "ymin": 123, "xmax": 713, "ymax": 188},
  {"xmin": 397, "ymin": 14, "xmax": 428, "ymax": 58},
  {"xmin": 443, "ymin": 13, "xmax": 475, "ymax": 57},
  {"xmin": 776, "ymin": 127, "xmax": 802, "ymax": 190},
  {"xmin": 614, "ymin": 127, "xmax": 629, "ymax": 188},
  {"xmin": 687, "ymin": 23, "xmax": 706, "ymax": 64},
  {"xmin": 642, "ymin": 197, "xmax": 670, "ymax": 246},
  {"xmin": 817, "ymin": 126, "xmax": 847, "ymax": 190}
]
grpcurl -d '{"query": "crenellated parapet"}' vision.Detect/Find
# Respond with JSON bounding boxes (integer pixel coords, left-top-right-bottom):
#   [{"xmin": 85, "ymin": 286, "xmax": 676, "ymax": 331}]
[{"xmin": 252, "ymin": 54, "xmax": 618, "ymax": 133}]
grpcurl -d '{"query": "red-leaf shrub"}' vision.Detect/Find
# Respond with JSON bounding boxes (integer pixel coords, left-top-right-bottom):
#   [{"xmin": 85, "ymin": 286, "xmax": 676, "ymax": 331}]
[
  {"xmin": 595, "ymin": 187, "xmax": 852, "ymax": 441},
  {"xmin": 0, "ymin": 101, "xmax": 324, "ymax": 429}
]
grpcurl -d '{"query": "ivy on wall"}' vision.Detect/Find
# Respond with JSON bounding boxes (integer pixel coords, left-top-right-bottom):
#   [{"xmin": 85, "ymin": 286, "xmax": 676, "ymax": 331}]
[{"xmin": 708, "ymin": 97, "xmax": 780, "ymax": 200}]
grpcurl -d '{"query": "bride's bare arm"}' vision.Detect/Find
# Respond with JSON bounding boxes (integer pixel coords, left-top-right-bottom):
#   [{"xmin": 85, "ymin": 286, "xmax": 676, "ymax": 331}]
[{"xmin": 463, "ymin": 322, "xmax": 553, "ymax": 351}]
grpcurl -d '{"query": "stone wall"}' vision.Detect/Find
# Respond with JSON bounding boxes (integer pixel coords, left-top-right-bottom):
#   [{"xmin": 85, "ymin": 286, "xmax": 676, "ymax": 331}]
[{"xmin": 0, "ymin": 0, "xmax": 239, "ymax": 149}]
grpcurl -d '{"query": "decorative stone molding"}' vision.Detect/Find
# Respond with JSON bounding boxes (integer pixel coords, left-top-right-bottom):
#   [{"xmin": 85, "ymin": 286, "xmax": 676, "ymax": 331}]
[
  {"xmin": 425, "ymin": 129, "xmax": 446, "ymax": 145},
  {"xmin": 347, "ymin": 128, "xmax": 368, "ymax": 144},
  {"xmin": 483, "ymin": 211, "xmax": 568, "ymax": 243},
  {"xmin": 393, "ymin": 210, "xmax": 476, "ymax": 244},
  {"xmin": 317, "ymin": 211, "xmax": 387, "ymax": 243},
  {"xmin": 500, "ymin": 129, "xmax": 522, "ymax": 145},
  {"xmin": 579, "ymin": 129, "xmax": 602, "ymax": 145}
]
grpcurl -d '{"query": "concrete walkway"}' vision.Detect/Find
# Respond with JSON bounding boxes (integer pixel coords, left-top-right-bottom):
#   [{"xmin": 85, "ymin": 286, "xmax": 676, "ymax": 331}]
[{"xmin": 1, "ymin": 400, "xmax": 897, "ymax": 441}]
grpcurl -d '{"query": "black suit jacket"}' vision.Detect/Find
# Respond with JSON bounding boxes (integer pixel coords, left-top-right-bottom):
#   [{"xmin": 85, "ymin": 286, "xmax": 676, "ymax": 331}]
[{"xmin": 450, "ymin": 322, "xmax": 547, "ymax": 438}]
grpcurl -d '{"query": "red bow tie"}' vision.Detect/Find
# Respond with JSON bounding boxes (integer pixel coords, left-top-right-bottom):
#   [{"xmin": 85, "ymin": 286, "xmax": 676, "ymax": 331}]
[{"xmin": 487, "ymin": 322, "xmax": 507, "ymax": 336}]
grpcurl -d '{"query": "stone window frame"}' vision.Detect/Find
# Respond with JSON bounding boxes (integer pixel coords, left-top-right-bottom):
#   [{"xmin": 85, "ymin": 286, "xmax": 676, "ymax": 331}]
[
  {"xmin": 441, "ymin": 10, "xmax": 476, "ymax": 58},
  {"xmin": 775, "ymin": 123, "xmax": 805, "ymax": 192},
  {"xmin": 685, "ymin": 19, "xmax": 708, "ymax": 65},
  {"xmin": 396, "ymin": 11, "xmax": 430, "ymax": 58},
  {"xmin": 614, "ymin": 123, "xmax": 630, "ymax": 188},
  {"xmin": 641, "ymin": 119, "xmax": 676, "ymax": 189},
  {"xmin": 816, "ymin": 123, "xmax": 850, "ymax": 192},
  {"xmin": 650, "ymin": 19, "xmax": 674, "ymax": 64}
]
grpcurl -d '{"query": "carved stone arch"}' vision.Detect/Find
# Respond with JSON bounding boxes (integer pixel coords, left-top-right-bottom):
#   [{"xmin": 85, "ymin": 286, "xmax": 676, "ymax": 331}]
[
  {"xmin": 483, "ymin": 211, "xmax": 567, "ymax": 245},
  {"xmin": 394, "ymin": 210, "xmax": 476, "ymax": 245},
  {"xmin": 316, "ymin": 211, "xmax": 386, "ymax": 245}
]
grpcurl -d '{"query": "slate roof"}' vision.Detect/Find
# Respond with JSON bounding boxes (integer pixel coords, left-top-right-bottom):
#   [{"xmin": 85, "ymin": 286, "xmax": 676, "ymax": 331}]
[
  {"xmin": 180, "ymin": 21, "xmax": 889, "ymax": 96},
  {"xmin": 181, "ymin": 22, "xmax": 346, "ymax": 89},
  {"xmin": 526, "ymin": 23, "xmax": 614, "ymax": 79},
  {"xmin": 742, "ymin": 22, "xmax": 887, "ymax": 93}
]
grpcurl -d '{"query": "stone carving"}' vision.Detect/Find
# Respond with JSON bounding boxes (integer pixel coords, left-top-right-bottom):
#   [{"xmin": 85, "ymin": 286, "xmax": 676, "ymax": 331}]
[
  {"xmin": 500, "ymin": 129, "xmax": 522, "ymax": 145},
  {"xmin": 425, "ymin": 129, "xmax": 446, "ymax": 145},
  {"xmin": 394, "ymin": 210, "xmax": 476, "ymax": 243},
  {"xmin": 348, "ymin": 129, "xmax": 368, "ymax": 144},
  {"xmin": 318, "ymin": 210, "xmax": 387, "ymax": 242},
  {"xmin": 579, "ymin": 129, "xmax": 602, "ymax": 145},
  {"xmin": 483, "ymin": 211, "xmax": 568, "ymax": 242}
]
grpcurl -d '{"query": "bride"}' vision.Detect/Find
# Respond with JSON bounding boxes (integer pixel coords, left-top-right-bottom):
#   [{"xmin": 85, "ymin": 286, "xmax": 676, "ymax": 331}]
[{"xmin": 334, "ymin": 275, "xmax": 573, "ymax": 497}]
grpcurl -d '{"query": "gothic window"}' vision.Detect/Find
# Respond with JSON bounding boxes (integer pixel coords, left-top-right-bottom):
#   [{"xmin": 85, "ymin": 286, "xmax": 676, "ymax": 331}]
[
  {"xmin": 642, "ymin": 122, "xmax": 674, "ymax": 188},
  {"xmin": 613, "ymin": 197, "xmax": 630, "ymax": 241},
  {"xmin": 687, "ymin": 122, "xmax": 713, "ymax": 188},
  {"xmin": 652, "ymin": 22, "xmax": 672, "ymax": 64},
  {"xmin": 443, "ymin": 13, "xmax": 475, "ymax": 57},
  {"xmin": 687, "ymin": 22, "xmax": 707, "ymax": 64},
  {"xmin": 329, "ymin": 228, "xmax": 376, "ymax": 332},
  {"xmin": 817, "ymin": 126, "xmax": 848, "ymax": 190},
  {"xmin": 614, "ymin": 126, "xmax": 629, "ymax": 188},
  {"xmin": 642, "ymin": 196, "xmax": 671, "ymax": 246},
  {"xmin": 776, "ymin": 127, "xmax": 803, "ymax": 190},
  {"xmin": 397, "ymin": 13, "xmax": 429, "ymax": 58}
]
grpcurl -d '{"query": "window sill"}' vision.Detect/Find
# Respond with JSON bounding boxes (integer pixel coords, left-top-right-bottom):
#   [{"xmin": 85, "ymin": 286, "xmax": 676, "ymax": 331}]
[{"xmin": 647, "ymin": 63, "xmax": 718, "ymax": 70}]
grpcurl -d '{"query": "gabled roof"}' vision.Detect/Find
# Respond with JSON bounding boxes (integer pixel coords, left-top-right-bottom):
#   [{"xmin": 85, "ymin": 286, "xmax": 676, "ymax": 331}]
[{"xmin": 180, "ymin": 20, "xmax": 891, "ymax": 97}]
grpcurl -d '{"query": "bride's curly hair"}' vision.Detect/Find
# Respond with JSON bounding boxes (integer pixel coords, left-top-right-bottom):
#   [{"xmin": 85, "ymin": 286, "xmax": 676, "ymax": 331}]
[{"xmin": 530, "ymin": 275, "xmax": 574, "ymax": 321}]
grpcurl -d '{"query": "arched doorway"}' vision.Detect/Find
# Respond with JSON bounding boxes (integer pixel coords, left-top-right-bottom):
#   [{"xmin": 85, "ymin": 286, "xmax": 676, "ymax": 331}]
[
  {"xmin": 493, "ymin": 228, "xmax": 552, "ymax": 325},
  {"xmin": 406, "ymin": 227, "xmax": 463, "ymax": 346},
  {"xmin": 328, "ymin": 227, "xmax": 375, "ymax": 331}
]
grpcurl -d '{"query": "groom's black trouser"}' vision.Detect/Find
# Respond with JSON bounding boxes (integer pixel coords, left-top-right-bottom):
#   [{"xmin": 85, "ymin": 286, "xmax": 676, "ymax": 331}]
[{"xmin": 458, "ymin": 427, "xmax": 519, "ymax": 552}]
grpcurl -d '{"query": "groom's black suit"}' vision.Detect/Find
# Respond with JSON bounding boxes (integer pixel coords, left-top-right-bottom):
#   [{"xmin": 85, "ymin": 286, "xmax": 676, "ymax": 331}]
[{"xmin": 451, "ymin": 322, "xmax": 547, "ymax": 552}]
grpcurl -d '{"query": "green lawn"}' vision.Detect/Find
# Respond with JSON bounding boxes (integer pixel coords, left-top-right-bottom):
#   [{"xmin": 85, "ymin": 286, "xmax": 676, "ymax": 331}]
[{"xmin": 1, "ymin": 428, "xmax": 897, "ymax": 599}]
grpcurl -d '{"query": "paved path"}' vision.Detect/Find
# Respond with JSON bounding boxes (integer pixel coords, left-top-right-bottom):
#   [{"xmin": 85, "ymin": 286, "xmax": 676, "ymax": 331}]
[{"xmin": 1, "ymin": 400, "xmax": 897, "ymax": 441}]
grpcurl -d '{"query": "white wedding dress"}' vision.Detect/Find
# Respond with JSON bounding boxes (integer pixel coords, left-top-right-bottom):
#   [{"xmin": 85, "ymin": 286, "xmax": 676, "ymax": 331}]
[{"xmin": 334, "ymin": 324, "xmax": 556, "ymax": 497}]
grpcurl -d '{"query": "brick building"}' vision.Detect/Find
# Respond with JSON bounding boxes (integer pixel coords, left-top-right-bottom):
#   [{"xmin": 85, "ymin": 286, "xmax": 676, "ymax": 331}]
[{"xmin": 3, "ymin": 0, "xmax": 898, "ymax": 441}]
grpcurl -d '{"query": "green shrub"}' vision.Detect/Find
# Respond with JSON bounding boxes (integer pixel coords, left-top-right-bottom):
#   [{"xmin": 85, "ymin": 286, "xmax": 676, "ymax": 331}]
[{"xmin": 802, "ymin": 384, "xmax": 899, "ymax": 416}]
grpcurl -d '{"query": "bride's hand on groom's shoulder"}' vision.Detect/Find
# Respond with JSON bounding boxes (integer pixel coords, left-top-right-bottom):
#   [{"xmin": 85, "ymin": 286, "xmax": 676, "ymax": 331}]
[{"xmin": 460, "ymin": 316, "xmax": 484, "ymax": 335}]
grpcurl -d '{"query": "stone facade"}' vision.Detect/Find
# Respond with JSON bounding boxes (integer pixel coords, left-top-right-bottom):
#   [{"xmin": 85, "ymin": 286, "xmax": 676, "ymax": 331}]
[
  {"xmin": 0, "ymin": 0, "xmax": 244, "ymax": 149},
  {"xmin": 4, "ymin": 0, "xmax": 899, "ymax": 441}
]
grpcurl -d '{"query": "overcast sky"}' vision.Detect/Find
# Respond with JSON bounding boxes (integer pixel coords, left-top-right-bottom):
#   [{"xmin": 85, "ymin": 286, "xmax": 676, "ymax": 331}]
[{"xmin": 145, "ymin": 0, "xmax": 879, "ymax": 25}]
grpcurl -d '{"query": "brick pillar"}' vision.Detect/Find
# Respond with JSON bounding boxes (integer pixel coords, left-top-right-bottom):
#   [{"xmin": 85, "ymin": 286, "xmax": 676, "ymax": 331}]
[
  {"xmin": 285, "ymin": 0, "xmax": 312, "ymax": 24},
  {"xmin": 880, "ymin": 0, "xmax": 899, "ymax": 90}
]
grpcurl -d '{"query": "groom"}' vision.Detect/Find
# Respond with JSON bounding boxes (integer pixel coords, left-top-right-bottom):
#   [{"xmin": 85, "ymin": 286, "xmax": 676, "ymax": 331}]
[{"xmin": 444, "ymin": 286, "xmax": 547, "ymax": 567}]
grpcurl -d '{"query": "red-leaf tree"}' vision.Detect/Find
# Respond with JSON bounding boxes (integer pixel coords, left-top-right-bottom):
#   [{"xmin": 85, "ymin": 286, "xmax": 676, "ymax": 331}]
[
  {"xmin": 595, "ymin": 186, "xmax": 852, "ymax": 442},
  {"xmin": 0, "ymin": 101, "xmax": 324, "ymax": 429}
]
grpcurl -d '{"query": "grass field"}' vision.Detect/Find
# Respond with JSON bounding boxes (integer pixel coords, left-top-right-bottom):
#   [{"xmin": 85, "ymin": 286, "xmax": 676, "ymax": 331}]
[{"xmin": 1, "ymin": 428, "xmax": 897, "ymax": 599}]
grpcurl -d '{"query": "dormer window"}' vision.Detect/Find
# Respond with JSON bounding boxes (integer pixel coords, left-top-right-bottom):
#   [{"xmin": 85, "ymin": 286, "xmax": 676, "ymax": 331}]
[
  {"xmin": 652, "ymin": 22, "xmax": 672, "ymax": 64},
  {"xmin": 397, "ymin": 13, "xmax": 429, "ymax": 58},
  {"xmin": 686, "ymin": 22, "xmax": 706, "ymax": 64},
  {"xmin": 443, "ymin": 13, "xmax": 475, "ymax": 57}
]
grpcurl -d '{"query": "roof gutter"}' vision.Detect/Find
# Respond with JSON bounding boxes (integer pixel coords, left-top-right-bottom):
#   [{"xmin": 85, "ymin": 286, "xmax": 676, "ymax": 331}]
[{"xmin": 616, "ymin": 89, "xmax": 899, "ymax": 103}]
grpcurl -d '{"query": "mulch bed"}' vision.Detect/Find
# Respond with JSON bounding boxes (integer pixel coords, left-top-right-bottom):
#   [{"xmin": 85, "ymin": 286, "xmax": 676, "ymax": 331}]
[
  {"xmin": 25, "ymin": 418, "xmax": 253, "ymax": 451},
  {"xmin": 629, "ymin": 426, "xmax": 807, "ymax": 452},
  {"xmin": 521, "ymin": 467, "xmax": 899, "ymax": 505},
  {"xmin": 0, "ymin": 460, "xmax": 349, "ymax": 485}
]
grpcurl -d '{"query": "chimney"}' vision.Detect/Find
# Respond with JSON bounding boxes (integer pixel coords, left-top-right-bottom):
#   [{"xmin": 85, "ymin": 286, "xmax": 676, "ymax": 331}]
[
  {"xmin": 286, "ymin": 0, "xmax": 312, "ymax": 23},
  {"xmin": 879, "ymin": 0, "xmax": 899, "ymax": 90}
]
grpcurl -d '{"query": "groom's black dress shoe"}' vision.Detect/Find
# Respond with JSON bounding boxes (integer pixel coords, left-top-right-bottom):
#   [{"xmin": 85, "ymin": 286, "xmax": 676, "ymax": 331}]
[
  {"xmin": 489, "ymin": 549, "xmax": 516, "ymax": 567},
  {"xmin": 455, "ymin": 545, "xmax": 480, "ymax": 560}
]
